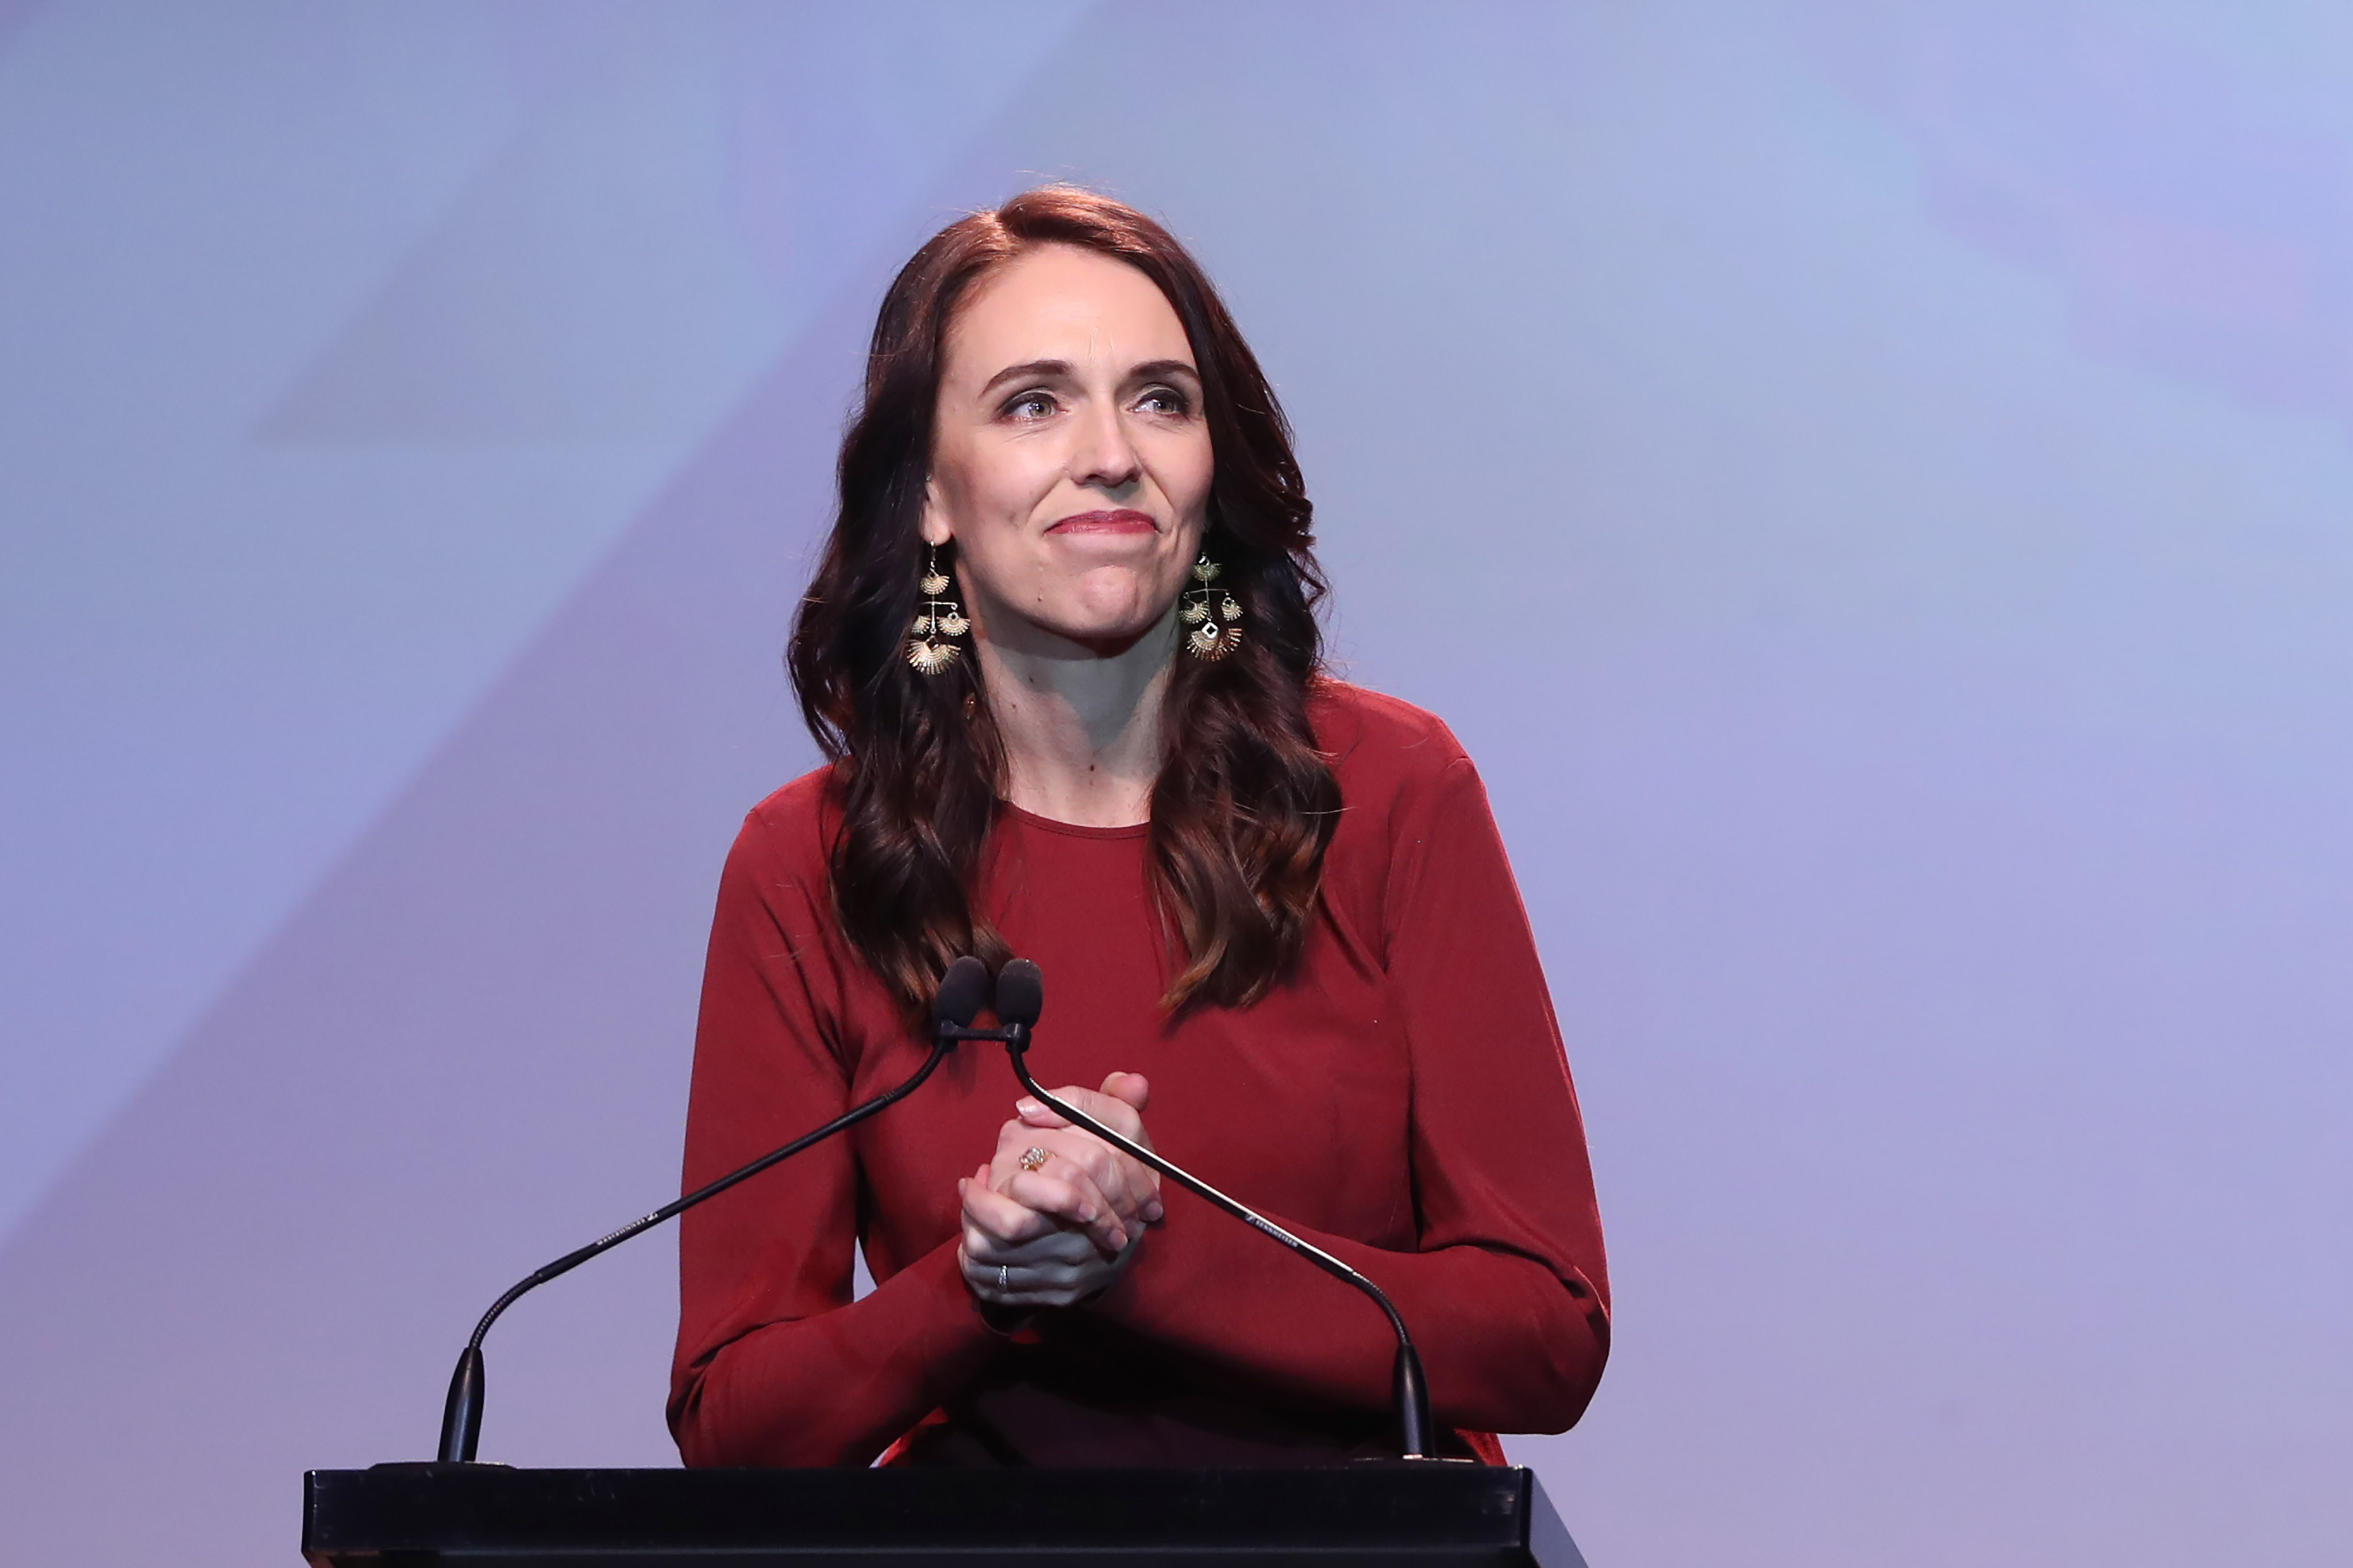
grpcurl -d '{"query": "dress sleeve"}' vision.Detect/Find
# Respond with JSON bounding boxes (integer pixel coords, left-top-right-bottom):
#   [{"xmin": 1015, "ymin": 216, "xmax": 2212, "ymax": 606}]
[
  {"xmin": 1085, "ymin": 757, "xmax": 1611, "ymax": 1434},
  {"xmin": 666, "ymin": 809, "xmax": 1000, "ymax": 1466}
]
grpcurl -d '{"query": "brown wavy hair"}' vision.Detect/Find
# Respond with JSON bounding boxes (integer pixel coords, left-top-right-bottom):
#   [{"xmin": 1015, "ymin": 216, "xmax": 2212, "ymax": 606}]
[{"xmin": 789, "ymin": 187, "xmax": 1338, "ymax": 1015}]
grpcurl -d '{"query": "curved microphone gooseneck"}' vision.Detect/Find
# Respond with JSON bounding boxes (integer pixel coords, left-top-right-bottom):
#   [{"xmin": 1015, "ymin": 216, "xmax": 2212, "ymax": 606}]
[
  {"xmin": 432, "ymin": 957, "xmax": 994, "ymax": 1464},
  {"xmin": 983, "ymin": 958, "xmax": 1438, "ymax": 1461}
]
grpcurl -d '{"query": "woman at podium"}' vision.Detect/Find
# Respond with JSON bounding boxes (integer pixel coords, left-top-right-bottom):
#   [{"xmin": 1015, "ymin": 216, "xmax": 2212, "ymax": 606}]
[{"xmin": 669, "ymin": 188, "xmax": 1609, "ymax": 1467}]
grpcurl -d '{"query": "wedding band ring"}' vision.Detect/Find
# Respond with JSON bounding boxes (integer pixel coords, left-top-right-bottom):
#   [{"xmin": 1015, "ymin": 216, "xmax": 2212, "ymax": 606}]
[
  {"xmin": 998, "ymin": 1263, "xmax": 1010, "ymax": 1291},
  {"xmin": 1018, "ymin": 1146, "xmax": 1050, "ymax": 1172}
]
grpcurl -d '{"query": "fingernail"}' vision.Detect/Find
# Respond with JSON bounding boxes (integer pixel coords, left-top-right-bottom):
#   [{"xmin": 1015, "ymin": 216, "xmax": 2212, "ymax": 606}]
[{"xmin": 1016, "ymin": 1098, "xmax": 1043, "ymax": 1116}]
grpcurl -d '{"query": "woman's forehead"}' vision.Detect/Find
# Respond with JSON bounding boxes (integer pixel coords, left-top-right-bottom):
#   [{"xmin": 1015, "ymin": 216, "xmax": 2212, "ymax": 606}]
[{"xmin": 947, "ymin": 244, "xmax": 1194, "ymax": 381}]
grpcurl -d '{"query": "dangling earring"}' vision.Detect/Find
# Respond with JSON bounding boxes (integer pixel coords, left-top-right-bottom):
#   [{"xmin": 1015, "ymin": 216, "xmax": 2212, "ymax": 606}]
[
  {"xmin": 1180, "ymin": 552, "xmax": 1244, "ymax": 660},
  {"xmin": 908, "ymin": 545, "xmax": 970, "ymax": 675}
]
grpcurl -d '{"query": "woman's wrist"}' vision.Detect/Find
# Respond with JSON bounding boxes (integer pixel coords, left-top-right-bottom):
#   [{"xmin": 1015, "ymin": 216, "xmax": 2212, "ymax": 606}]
[{"xmin": 973, "ymin": 1295, "xmax": 1038, "ymax": 1337}]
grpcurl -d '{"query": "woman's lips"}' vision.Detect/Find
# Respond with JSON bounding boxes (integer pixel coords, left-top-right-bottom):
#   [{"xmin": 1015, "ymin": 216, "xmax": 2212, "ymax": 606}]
[{"xmin": 1045, "ymin": 508, "xmax": 1158, "ymax": 535}]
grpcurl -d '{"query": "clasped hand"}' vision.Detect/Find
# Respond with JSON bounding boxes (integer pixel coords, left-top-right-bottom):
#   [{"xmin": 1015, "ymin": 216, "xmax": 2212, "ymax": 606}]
[{"xmin": 958, "ymin": 1072, "xmax": 1162, "ymax": 1310}]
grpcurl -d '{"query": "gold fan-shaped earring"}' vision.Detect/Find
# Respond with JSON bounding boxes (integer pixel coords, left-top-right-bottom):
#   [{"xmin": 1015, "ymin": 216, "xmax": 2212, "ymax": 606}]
[
  {"xmin": 908, "ymin": 545, "xmax": 970, "ymax": 674},
  {"xmin": 1179, "ymin": 552, "xmax": 1243, "ymax": 660}
]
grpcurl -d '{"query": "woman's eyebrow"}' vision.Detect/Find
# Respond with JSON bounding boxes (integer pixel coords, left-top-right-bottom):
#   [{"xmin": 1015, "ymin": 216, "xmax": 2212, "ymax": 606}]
[
  {"xmin": 979, "ymin": 359, "xmax": 1072, "ymax": 396},
  {"xmin": 977, "ymin": 356, "xmax": 1202, "ymax": 398}
]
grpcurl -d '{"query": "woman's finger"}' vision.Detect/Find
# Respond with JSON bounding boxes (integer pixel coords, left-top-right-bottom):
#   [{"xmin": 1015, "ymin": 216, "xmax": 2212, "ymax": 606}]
[
  {"xmin": 963, "ymin": 1224, "xmax": 1147, "ymax": 1309},
  {"xmin": 985, "ymin": 1131, "xmax": 1132, "ymax": 1255},
  {"xmin": 993, "ymin": 1146, "xmax": 1115, "ymax": 1231},
  {"xmin": 961, "ymin": 1216, "xmax": 1100, "ymax": 1281},
  {"xmin": 1015, "ymin": 1084, "xmax": 1149, "ymax": 1147},
  {"xmin": 962, "ymin": 1227, "xmax": 1096, "ymax": 1276},
  {"xmin": 1004, "ymin": 1093, "xmax": 1161, "ymax": 1222},
  {"xmin": 1099, "ymin": 1072, "xmax": 1150, "ymax": 1113},
  {"xmin": 1085, "ymin": 1083, "xmax": 1165, "ymax": 1222},
  {"xmin": 991, "ymin": 1124, "xmax": 1152, "ymax": 1230},
  {"xmin": 993, "ymin": 1121, "xmax": 1127, "ymax": 1199},
  {"xmin": 1003, "ymin": 1167, "xmax": 1128, "ymax": 1255},
  {"xmin": 959, "ymin": 1174, "xmax": 1061, "ymax": 1251}
]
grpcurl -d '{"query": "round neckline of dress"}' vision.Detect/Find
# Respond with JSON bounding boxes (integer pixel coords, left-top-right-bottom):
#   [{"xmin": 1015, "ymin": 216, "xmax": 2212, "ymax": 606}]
[{"xmin": 998, "ymin": 800, "xmax": 1150, "ymax": 841}]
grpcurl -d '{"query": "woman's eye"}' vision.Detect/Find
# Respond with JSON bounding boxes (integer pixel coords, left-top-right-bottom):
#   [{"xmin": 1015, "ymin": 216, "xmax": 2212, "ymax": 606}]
[
  {"xmin": 1002, "ymin": 391, "xmax": 1057, "ymax": 421},
  {"xmin": 1135, "ymin": 387, "xmax": 1192, "ymax": 416}
]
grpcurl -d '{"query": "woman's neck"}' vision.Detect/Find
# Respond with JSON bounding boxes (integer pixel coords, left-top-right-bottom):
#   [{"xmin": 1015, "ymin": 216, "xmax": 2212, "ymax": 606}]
[{"xmin": 974, "ymin": 602, "xmax": 1176, "ymax": 829}]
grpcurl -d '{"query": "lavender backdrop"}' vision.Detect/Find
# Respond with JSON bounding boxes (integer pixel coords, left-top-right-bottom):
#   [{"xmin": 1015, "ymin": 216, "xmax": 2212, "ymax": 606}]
[{"xmin": 3, "ymin": 3, "xmax": 2349, "ymax": 1565}]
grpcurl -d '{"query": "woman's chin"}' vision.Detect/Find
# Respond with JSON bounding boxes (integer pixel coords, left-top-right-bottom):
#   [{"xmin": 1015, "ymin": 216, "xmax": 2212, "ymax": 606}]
[
  {"xmin": 1055, "ymin": 618, "xmax": 1167, "ymax": 656},
  {"xmin": 1010, "ymin": 602, "xmax": 1171, "ymax": 656},
  {"xmin": 1020, "ymin": 580, "xmax": 1173, "ymax": 651}
]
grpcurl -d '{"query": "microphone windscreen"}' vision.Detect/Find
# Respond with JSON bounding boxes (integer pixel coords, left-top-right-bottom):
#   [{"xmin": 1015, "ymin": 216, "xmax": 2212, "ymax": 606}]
[
  {"xmin": 994, "ymin": 958, "xmax": 1044, "ymax": 1028},
  {"xmin": 933, "ymin": 956, "xmax": 990, "ymax": 1029}
]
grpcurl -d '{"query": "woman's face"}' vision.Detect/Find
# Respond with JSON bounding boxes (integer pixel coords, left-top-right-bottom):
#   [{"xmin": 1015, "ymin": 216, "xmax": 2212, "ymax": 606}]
[{"xmin": 923, "ymin": 243, "xmax": 1214, "ymax": 656}]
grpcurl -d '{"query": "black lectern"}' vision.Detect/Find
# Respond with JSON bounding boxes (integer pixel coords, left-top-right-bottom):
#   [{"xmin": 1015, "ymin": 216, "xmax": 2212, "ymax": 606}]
[{"xmin": 302, "ymin": 1463, "xmax": 1589, "ymax": 1566}]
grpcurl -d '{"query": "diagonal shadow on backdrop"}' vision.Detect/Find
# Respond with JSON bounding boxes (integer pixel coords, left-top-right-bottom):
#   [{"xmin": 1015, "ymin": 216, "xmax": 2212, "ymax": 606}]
[{"xmin": 0, "ymin": 198, "xmax": 984, "ymax": 1567}]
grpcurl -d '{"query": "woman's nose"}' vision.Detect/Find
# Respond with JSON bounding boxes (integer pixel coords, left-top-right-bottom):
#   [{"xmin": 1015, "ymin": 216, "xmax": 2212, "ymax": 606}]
[{"xmin": 1070, "ymin": 403, "xmax": 1143, "ymax": 491}]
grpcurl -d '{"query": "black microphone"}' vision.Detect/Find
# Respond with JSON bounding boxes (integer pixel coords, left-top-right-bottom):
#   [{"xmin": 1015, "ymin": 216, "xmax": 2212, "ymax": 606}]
[
  {"xmin": 985, "ymin": 957, "xmax": 1439, "ymax": 1461},
  {"xmin": 431, "ymin": 956, "xmax": 992, "ymax": 1463}
]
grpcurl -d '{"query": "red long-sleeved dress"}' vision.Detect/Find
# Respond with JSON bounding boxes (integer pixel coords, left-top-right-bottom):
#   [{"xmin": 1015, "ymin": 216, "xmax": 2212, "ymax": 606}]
[{"xmin": 668, "ymin": 682, "xmax": 1609, "ymax": 1466}]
